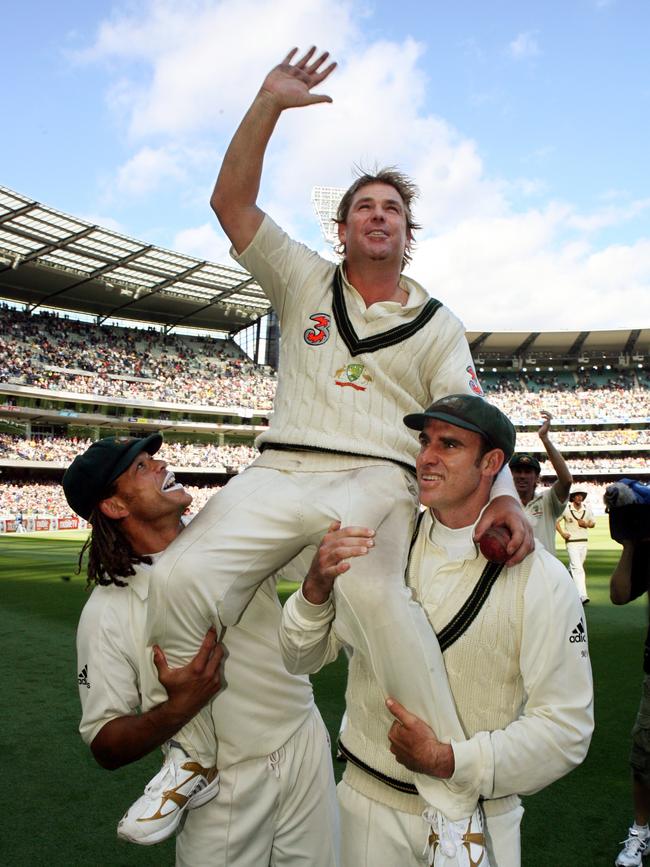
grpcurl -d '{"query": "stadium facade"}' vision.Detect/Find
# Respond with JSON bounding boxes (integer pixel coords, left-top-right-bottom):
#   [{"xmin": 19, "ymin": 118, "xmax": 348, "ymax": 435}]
[{"xmin": 1, "ymin": 185, "xmax": 648, "ymax": 529}]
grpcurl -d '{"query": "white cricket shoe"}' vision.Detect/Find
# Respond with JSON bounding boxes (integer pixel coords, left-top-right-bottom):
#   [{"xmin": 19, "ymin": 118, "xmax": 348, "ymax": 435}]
[
  {"xmin": 423, "ymin": 805, "xmax": 489, "ymax": 867},
  {"xmin": 117, "ymin": 742, "xmax": 219, "ymax": 846},
  {"xmin": 615, "ymin": 827, "xmax": 649, "ymax": 866}
]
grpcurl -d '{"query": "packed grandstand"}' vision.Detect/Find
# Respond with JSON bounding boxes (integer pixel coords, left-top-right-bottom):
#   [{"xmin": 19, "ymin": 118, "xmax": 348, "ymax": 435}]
[{"xmin": 1, "ymin": 185, "xmax": 648, "ymax": 531}]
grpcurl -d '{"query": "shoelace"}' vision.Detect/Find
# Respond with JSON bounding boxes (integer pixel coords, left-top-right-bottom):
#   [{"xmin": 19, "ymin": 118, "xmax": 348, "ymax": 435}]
[
  {"xmin": 422, "ymin": 808, "xmax": 464, "ymax": 863},
  {"xmin": 422, "ymin": 808, "xmax": 486, "ymax": 867},
  {"xmin": 620, "ymin": 831, "xmax": 647, "ymax": 855},
  {"xmin": 144, "ymin": 758, "xmax": 179, "ymax": 796}
]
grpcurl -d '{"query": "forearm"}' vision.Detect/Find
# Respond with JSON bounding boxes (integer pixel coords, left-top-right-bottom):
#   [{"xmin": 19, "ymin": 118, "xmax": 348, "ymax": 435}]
[
  {"xmin": 90, "ymin": 700, "xmax": 196, "ymax": 770},
  {"xmin": 610, "ymin": 541, "xmax": 636, "ymax": 604},
  {"xmin": 210, "ymin": 91, "xmax": 279, "ymax": 242},
  {"xmin": 450, "ymin": 702, "xmax": 593, "ymax": 800},
  {"xmin": 279, "ymin": 587, "xmax": 342, "ymax": 674},
  {"xmin": 541, "ymin": 435, "xmax": 572, "ymax": 496}
]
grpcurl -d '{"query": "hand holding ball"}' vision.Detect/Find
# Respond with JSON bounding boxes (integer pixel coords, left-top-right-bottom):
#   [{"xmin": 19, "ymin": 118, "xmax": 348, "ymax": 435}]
[{"xmin": 478, "ymin": 526, "xmax": 511, "ymax": 564}]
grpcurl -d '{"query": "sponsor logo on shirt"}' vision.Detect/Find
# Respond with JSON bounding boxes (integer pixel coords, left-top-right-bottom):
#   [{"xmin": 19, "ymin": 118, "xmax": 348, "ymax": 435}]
[
  {"xmin": 78, "ymin": 664, "xmax": 90, "ymax": 689},
  {"xmin": 467, "ymin": 365, "xmax": 483, "ymax": 395},
  {"xmin": 569, "ymin": 619, "xmax": 587, "ymax": 644},
  {"xmin": 334, "ymin": 363, "xmax": 373, "ymax": 391},
  {"xmin": 303, "ymin": 313, "xmax": 331, "ymax": 346}
]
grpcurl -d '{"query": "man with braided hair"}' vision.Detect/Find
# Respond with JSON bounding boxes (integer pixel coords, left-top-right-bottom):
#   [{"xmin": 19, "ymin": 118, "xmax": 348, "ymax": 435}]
[{"xmin": 66, "ymin": 434, "xmax": 339, "ymax": 864}]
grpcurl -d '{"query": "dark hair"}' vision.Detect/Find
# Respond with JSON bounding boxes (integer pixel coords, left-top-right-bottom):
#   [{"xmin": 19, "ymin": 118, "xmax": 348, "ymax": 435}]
[
  {"xmin": 473, "ymin": 436, "xmax": 507, "ymax": 477},
  {"xmin": 76, "ymin": 484, "xmax": 151, "ymax": 588},
  {"xmin": 334, "ymin": 166, "xmax": 421, "ymax": 268}
]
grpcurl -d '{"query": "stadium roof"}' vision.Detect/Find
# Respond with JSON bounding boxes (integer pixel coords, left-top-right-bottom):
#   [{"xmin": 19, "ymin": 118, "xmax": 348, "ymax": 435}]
[
  {"xmin": 466, "ymin": 328, "xmax": 649, "ymax": 363},
  {"xmin": 0, "ymin": 184, "xmax": 647, "ymax": 360},
  {"xmin": 0, "ymin": 185, "xmax": 271, "ymax": 333}
]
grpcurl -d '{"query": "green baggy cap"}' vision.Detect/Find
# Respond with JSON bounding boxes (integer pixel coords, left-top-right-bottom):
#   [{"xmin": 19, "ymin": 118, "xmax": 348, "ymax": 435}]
[
  {"xmin": 62, "ymin": 433, "xmax": 162, "ymax": 520},
  {"xmin": 404, "ymin": 394, "xmax": 516, "ymax": 460}
]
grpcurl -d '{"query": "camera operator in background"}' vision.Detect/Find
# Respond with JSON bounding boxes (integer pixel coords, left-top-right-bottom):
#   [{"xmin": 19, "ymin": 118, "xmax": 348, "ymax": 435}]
[{"xmin": 610, "ymin": 533, "xmax": 650, "ymax": 867}]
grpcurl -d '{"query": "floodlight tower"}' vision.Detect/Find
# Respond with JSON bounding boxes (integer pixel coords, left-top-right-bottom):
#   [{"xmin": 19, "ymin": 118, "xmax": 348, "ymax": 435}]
[{"xmin": 311, "ymin": 186, "xmax": 345, "ymax": 248}]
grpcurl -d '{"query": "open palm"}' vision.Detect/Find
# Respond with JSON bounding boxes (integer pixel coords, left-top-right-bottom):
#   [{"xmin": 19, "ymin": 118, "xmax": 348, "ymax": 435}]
[{"xmin": 261, "ymin": 47, "xmax": 336, "ymax": 110}]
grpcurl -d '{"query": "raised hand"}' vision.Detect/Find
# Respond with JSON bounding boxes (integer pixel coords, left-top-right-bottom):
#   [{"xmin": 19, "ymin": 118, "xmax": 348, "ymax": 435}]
[
  {"xmin": 260, "ymin": 46, "xmax": 337, "ymax": 111},
  {"xmin": 538, "ymin": 409, "xmax": 552, "ymax": 440}
]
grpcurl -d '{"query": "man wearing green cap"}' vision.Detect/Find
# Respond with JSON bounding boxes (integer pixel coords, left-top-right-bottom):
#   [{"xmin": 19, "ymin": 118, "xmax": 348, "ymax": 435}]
[
  {"xmin": 509, "ymin": 410, "xmax": 573, "ymax": 555},
  {"xmin": 281, "ymin": 395, "xmax": 594, "ymax": 867},
  {"xmin": 64, "ymin": 434, "xmax": 339, "ymax": 864}
]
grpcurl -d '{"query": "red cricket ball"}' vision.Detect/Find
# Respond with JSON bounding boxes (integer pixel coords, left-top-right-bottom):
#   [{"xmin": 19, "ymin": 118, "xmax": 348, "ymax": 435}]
[{"xmin": 478, "ymin": 526, "xmax": 511, "ymax": 564}]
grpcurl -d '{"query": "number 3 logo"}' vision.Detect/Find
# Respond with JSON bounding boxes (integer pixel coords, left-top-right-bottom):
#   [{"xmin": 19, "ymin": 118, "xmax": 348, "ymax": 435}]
[{"xmin": 304, "ymin": 313, "xmax": 331, "ymax": 346}]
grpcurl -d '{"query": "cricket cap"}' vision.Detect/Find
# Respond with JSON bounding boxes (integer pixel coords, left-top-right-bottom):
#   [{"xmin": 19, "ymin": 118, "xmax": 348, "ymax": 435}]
[
  {"xmin": 404, "ymin": 394, "xmax": 516, "ymax": 460},
  {"xmin": 62, "ymin": 433, "xmax": 163, "ymax": 520},
  {"xmin": 509, "ymin": 453, "xmax": 542, "ymax": 474}
]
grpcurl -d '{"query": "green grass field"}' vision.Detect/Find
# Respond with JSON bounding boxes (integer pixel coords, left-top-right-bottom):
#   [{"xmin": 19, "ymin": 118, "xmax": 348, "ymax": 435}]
[{"xmin": 0, "ymin": 520, "xmax": 644, "ymax": 865}]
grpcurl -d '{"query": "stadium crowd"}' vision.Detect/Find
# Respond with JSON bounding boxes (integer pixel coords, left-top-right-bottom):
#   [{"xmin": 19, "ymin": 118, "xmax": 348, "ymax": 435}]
[
  {"xmin": 509, "ymin": 429, "xmax": 650, "ymax": 448},
  {"xmin": 2, "ymin": 434, "xmax": 647, "ymax": 477},
  {"xmin": 0, "ymin": 305, "xmax": 276, "ymax": 410},
  {"xmin": 1, "ymin": 478, "xmax": 615, "ymax": 521},
  {"xmin": 0, "ymin": 480, "xmax": 220, "ymax": 520},
  {"xmin": 489, "ymin": 389, "xmax": 650, "ymax": 422},
  {"xmin": 1, "ymin": 305, "xmax": 648, "ymax": 531},
  {"xmin": 2, "ymin": 305, "xmax": 649, "ymax": 421},
  {"xmin": 0, "ymin": 434, "xmax": 257, "ymax": 471}
]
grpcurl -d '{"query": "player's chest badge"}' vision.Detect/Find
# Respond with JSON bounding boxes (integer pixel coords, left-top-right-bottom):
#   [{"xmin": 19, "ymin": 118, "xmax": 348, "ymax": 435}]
[{"xmin": 335, "ymin": 363, "xmax": 373, "ymax": 391}]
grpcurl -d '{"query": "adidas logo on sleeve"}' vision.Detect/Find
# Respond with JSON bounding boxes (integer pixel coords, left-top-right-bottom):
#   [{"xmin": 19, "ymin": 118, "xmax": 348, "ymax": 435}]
[
  {"xmin": 78, "ymin": 664, "xmax": 90, "ymax": 689},
  {"xmin": 569, "ymin": 619, "xmax": 587, "ymax": 644}
]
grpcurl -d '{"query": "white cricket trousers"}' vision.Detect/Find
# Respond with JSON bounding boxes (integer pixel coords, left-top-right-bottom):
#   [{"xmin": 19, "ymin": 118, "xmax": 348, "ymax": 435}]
[
  {"xmin": 566, "ymin": 541, "xmax": 589, "ymax": 598},
  {"xmin": 146, "ymin": 460, "xmax": 474, "ymax": 817},
  {"xmin": 337, "ymin": 780, "xmax": 523, "ymax": 867},
  {"xmin": 176, "ymin": 708, "xmax": 339, "ymax": 866}
]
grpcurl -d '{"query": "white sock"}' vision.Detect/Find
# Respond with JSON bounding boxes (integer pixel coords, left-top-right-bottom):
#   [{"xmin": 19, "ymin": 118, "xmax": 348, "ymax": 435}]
[{"xmin": 632, "ymin": 822, "xmax": 649, "ymax": 837}]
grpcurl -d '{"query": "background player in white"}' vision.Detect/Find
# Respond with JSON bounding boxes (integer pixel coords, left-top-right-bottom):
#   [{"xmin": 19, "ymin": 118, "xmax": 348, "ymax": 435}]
[
  {"xmin": 65, "ymin": 434, "xmax": 339, "ymax": 864},
  {"xmin": 509, "ymin": 410, "xmax": 572, "ymax": 554},
  {"xmin": 280, "ymin": 395, "xmax": 594, "ymax": 867},
  {"xmin": 139, "ymin": 45, "xmax": 534, "ymax": 841},
  {"xmin": 557, "ymin": 491, "xmax": 596, "ymax": 603}
]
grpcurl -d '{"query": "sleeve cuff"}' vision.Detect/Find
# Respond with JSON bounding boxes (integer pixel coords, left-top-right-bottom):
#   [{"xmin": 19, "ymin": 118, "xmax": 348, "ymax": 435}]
[
  {"xmin": 449, "ymin": 733, "xmax": 492, "ymax": 796},
  {"xmin": 293, "ymin": 586, "xmax": 335, "ymax": 623}
]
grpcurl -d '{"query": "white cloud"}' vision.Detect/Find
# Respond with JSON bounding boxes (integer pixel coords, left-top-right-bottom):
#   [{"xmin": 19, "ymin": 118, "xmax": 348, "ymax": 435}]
[
  {"xmin": 567, "ymin": 197, "xmax": 650, "ymax": 232},
  {"xmin": 112, "ymin": 145, "xmax": 186, "ymax": 197},
  {"xmin": 409, "ymin": 206, "xmax": 650, "ymax": 331},
  {"xmin": 80, "ymin": 0, "xmax": 359, "ymax": 140},
  {"xmin": 508, "ymin": 32, "xmax": 541, "ymax": 60},
  {"xmin": 77, "ymin": 0, "xmax": 650, "ymax": 331},
  {"xmin": 173, "ymin": 222, "xmax": 231, "ymax": 261}
]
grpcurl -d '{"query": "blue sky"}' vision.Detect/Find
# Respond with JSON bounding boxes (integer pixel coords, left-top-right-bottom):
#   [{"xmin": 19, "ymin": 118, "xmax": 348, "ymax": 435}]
[{"xmin": 3, "ymin": 0, "xmax": 650, "ymax": 331}]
